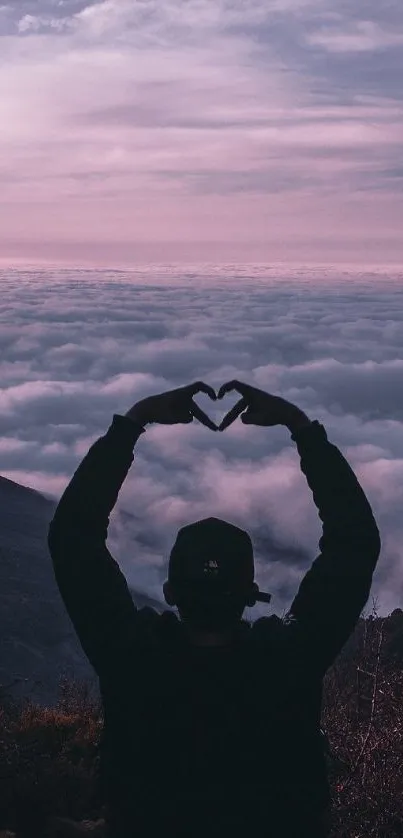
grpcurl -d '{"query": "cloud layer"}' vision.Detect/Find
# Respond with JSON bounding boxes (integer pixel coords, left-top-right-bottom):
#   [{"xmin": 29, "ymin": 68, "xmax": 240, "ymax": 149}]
[
  {"xmin": 0, "ymin": 0, "xmax": 402, "ymax": 262},
  {"xmin": 0, "ymin": 266, "xmax": 402, "ymax": 618}
]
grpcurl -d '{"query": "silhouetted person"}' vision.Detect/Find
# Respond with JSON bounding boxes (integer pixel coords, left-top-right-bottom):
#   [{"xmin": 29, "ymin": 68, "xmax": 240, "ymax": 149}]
[{"xmin": 48, "ymin": 380, "xmax": 381, "ymax": 838}]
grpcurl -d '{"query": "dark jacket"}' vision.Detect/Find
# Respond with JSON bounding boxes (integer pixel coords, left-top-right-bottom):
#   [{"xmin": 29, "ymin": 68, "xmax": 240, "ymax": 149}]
[{"xmin": 48, "ymin": 415, "xmax": 381, "ymax": 838}]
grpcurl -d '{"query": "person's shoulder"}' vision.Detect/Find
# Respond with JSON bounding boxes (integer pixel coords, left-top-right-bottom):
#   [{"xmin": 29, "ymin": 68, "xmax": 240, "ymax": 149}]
[
  {"xmin": 249, "ymin": 613, "xmax": 306, "ymax": 651},
  {"xmin": 251, "ymin": 614, "xmax": 317, "ymax": 677},
  {"xmin": 250, "ymin": 614, "xmax": 284, "ymax": 641},
  {"xmin": 137, "ymin": 605, "xmax": 159, "ymax": 618},
  {"xmin": 137, "ymin": 607, "xmax": 181, "ymax": 644},
  {"xmin": 255, "ymin": 611, "xmax": 318, "ymax": 675}
]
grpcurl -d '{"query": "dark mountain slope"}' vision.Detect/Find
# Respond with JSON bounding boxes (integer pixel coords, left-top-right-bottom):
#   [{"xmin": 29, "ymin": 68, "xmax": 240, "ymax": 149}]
[{"xmin": 0, "ymin": 475, "xmax": 164, "ymax": 708}]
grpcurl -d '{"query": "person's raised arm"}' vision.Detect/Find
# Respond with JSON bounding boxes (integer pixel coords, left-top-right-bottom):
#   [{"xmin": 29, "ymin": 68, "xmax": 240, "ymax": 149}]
[
  {"xmin": 284, "ymin": 412, "xmax": 381, "ymax": 676},
  {"xmin": 217, "ymin": 380, "xmax": 381, "ymax": 677},
  {"xmin": 48, "ymin": 382, "xmax": 217, "ymax": 677}
]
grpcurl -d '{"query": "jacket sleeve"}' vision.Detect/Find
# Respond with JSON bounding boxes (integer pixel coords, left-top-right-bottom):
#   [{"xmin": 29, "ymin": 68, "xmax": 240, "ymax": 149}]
[
  {"xmin": 283, "ymin": 420, "xmax": 381, "ymax": 678},
  {"xmin": 48, "ymin": 414, "xmax": 147, "ymax": 677}
]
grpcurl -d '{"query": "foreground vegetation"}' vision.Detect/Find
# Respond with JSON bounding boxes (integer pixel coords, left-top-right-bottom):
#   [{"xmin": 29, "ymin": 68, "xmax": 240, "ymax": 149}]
[{"xmin": 1, "ymin": 603, "xmax": 402, "ymax": 837}]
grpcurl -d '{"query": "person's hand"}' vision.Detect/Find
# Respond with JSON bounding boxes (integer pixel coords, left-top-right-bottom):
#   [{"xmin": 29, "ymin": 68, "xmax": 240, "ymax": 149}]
[
  {"xmin": 126, "ymin": 382, "xmax": 218, "ymax": 431},
  {"xmin": 216, "ymin": 380, "xmax": 310, "ymax": 431}
]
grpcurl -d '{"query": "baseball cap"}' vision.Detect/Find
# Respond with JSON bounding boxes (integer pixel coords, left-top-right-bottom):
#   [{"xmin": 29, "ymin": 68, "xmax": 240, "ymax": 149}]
[{"xmin": 168, "ymin": 517, "xmax": 271, "ymax": 604}]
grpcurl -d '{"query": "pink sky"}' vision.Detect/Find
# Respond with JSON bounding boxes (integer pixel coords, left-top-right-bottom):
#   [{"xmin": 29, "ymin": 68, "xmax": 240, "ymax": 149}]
[{"xmin": 1, "ymin": 0, "xmax": 403, "ymax": 265}]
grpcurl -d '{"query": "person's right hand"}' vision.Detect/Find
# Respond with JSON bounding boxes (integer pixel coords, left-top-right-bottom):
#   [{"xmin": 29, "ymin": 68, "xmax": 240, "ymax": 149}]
[{"xmin": 216, "ymin": 380, "xmax": 310, "ymax": 431}]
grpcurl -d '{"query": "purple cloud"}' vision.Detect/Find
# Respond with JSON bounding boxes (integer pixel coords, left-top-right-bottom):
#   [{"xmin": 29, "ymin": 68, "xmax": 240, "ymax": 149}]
[
  {"xmin": 0, "ymin": 0, "xmax": 402, "ymax": 262},
  {"xmin": 0, "ymin": 268, "xmax": 402, "ymax": 617}
]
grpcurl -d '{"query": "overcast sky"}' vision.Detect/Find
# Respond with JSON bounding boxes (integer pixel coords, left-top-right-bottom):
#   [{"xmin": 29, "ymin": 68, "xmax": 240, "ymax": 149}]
[
  {"xmin": 1, "ymin": 0, "xmax": 403, "ymax": 264},
  {"xmin": 1, "ymin": 266, "xmax": 402, "ymax": 619}
]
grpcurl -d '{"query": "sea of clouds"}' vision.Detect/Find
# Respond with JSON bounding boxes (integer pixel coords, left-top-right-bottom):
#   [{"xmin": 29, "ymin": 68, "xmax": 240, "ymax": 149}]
[
  {"xmin": 1, "ymin": 0, "xmax": 403, "ymax": 264},
  {"xmin": 1, "ymin": 264, "xmax": 402, "ymax": 618}
]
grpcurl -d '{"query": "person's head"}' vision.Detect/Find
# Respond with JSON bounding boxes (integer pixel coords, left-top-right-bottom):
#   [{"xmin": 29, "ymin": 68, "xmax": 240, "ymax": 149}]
[{"xmin": 163, "ymin": 517, "xmax": 269, "ymax": 632}]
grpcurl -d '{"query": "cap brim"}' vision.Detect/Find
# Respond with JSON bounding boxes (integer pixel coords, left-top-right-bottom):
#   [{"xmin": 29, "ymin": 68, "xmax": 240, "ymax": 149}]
[{"xmin": 254, "ymin": 591, "xmax": 272, "ymax": 603}]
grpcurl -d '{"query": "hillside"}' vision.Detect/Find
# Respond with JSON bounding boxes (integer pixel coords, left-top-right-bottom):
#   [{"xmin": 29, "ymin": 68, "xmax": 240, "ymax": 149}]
[{"xmin": 0, "ymin": 475, "xmax": 164, "ymax": 709}]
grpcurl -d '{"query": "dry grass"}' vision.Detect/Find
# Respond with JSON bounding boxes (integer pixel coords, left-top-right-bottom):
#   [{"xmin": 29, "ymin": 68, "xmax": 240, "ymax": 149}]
[{"xmin": 1, "ymin": 603, "xmax": 402, "ymax": 837}]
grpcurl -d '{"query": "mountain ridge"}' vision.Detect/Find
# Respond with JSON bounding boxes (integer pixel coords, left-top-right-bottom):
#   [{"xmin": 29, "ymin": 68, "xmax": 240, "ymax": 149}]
[{"xmin": 0, "ymin": 473, "xmax": 165, "ymax": 708}]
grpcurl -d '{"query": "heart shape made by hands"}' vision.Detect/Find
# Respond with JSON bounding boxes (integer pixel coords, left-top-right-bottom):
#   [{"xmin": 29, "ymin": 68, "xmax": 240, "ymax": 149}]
[{"xmin": 193, "ymin": 390, "xmax": 242, "ymax": 430}]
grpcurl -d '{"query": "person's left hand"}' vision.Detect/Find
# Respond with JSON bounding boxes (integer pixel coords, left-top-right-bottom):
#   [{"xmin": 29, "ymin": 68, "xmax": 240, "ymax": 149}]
[{"xmin": 125, "ymin": 382, "xmax": 218, "ymax": 430}]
